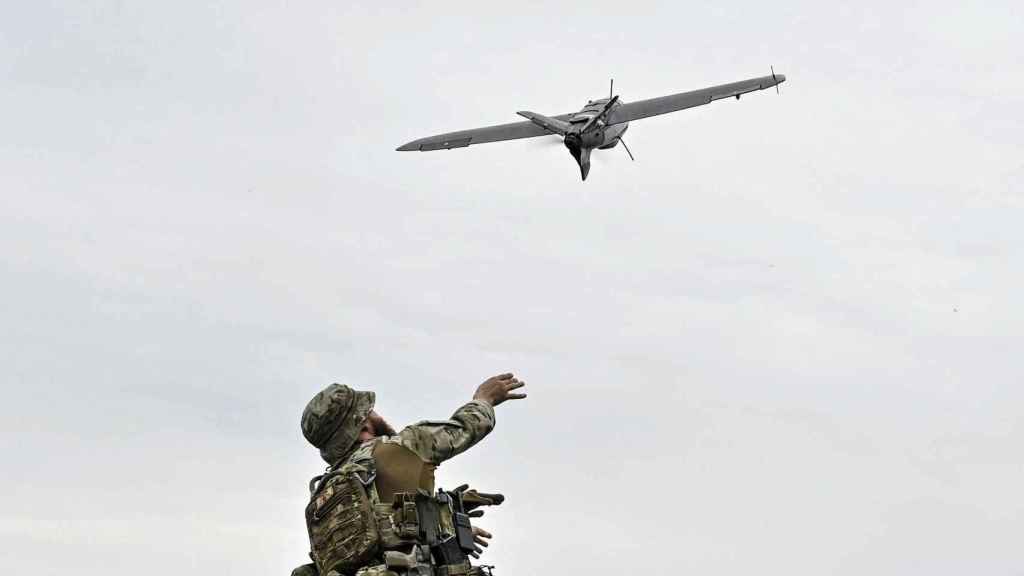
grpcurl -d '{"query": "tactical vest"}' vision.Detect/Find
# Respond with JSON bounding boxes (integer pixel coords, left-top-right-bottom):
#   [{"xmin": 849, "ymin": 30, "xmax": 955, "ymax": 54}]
[{"xmin": 305, "ymin": 439, "xmax": 480, "ymax": 576}]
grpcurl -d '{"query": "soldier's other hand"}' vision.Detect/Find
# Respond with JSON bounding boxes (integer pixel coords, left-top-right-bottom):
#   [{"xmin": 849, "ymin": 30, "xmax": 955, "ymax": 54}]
[
  {"xmin": 469, "ymin": 526, "xmax": 492, "ymax": 558},
  {"xmin": 473, "ymin": 373, "xmax": 527, "ymax": 407}
]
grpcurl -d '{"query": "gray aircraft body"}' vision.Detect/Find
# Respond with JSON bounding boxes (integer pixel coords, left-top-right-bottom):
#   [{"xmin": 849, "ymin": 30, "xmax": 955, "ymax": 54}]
[{"xmin": 397, "ymin": 71, "xmax": 786, "ymax": 180}]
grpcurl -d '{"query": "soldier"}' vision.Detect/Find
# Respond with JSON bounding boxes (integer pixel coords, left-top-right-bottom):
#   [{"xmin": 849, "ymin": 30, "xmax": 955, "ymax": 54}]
[{"xmin": 292, "ymin": 373, "xmax": 527, "ymax": 576}]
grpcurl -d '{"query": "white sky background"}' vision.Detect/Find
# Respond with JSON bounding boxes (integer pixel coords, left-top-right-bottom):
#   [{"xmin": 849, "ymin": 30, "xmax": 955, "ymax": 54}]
[{"xmin": 2, "ymin": 1, "xmax": 1023, "ymax": 574}]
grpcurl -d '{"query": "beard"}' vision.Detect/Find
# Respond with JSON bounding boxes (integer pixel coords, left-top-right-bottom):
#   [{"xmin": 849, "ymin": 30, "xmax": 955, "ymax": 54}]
[{"xmin": 369, "ymin": 413, "xmax": 398, "ymax": 437}]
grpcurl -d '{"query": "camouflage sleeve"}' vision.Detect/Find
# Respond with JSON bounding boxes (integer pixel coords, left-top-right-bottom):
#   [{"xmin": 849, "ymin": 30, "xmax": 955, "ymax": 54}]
[{"xmin": 392, "ymin": 400, "xmax": 496, "ymax": 465}]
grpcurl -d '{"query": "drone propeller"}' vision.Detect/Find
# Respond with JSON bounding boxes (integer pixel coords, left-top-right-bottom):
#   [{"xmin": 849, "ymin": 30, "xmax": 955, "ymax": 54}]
[
  {"xmin": 580, "ymin": 95, "xmax": 619, "ymax": 133},
  {"xmin": 771, "ymin": 65, "xmax": 780, "ymax": 95},
  {"xmin": 609, "ymin": 78, "xmax": 613, "ymax": 100}
]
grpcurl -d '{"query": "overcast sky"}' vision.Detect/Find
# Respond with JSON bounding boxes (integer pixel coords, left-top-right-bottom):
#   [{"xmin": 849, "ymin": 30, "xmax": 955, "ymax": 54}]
[{"xmin": 2, "ymin": 1, "xmax": 1023, "ymax": 574}]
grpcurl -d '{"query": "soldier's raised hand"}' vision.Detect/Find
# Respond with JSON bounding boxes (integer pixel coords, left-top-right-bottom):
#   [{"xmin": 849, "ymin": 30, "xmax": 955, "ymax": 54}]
[{"xmin": 473, "ymin": 373, "xmax": 527, "ymax": 407}]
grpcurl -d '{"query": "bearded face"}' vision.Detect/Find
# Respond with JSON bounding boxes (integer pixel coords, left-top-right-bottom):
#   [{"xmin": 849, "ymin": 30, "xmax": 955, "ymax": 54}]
[{"xmin": 366, "ymin": 411, "xmax": 398, "ymax": 437}]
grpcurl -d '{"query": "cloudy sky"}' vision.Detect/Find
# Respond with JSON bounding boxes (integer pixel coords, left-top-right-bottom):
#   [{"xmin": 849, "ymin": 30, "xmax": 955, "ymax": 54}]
[{"xmin": 2, "ymin": 1, "xmax": 1022, "ymax": 574}]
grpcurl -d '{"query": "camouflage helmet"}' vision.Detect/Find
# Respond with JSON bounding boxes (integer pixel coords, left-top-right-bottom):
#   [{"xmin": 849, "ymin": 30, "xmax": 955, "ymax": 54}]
[{"xmin": 301, "ymin": 383, "xmax": 376, "ymax": 465}]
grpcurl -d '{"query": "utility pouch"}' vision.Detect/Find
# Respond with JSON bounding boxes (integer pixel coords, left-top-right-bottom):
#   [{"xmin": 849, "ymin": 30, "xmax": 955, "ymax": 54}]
[
  {"xmin": 393, "ymin": 493, "xmax": 420, "ymax": 540},
  {"xmin": 431, "ymin": 535, "xmax": 467, "ymax": 567},
  {"xmin": 383, "ymin": 550, "xmax": 418, "ymax": 571},
  {"xmin": 305, "ymin": 471, "xmax": 381, "ymax": 576},
  {"xmin": 375, "ymin": 502, "xmax": 414, "ymax": 550},
  {"xmin": 414, "ymin": 491, "xmax": 441, "ymax": 545},
  {"xmin": 389, "ymin": 491, "xmax": 445, "ymax": 547}
]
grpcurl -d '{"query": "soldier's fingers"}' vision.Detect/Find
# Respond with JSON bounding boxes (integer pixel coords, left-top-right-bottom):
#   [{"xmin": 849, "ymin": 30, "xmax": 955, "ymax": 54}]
[
  {"xmin": 495, "ymin": 373, "xmax": 514, "ymax": 380},
  {"xmin": 454, "ymin": 484, "xmax": 469, "ymax": 493},
  {"xmin": 475, "ymin": 528, "xmax": 492, "ymax": 539},
  {"xmin": 468, "ymin": 510, "xmax": 484, "ymax": 518},
  {"xmin": 470, "ymin": 551, "xmax": 480, "ymax": 559},
  {"xmin": 505, "ymin": 380, "xmax": 525, "ymax": 390},
  {"xmin": 507, "ymin": 393, "xmax": 527, "ymax": 400}
]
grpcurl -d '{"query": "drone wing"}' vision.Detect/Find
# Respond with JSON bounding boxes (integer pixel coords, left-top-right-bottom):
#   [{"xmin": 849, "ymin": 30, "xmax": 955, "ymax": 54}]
[
  {"xmin": 396, "ymin": 114, "xmax": 573, "ymax": 151},
  {"xmin": 605, "ymin": 74, "xmax": 785, "ymax": 126}
]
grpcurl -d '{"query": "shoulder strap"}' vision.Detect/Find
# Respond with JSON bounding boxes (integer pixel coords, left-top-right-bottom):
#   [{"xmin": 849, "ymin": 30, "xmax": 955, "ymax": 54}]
[{"xmin": 308, "ymin": 473, "xmax": 325, "ymax": 496}]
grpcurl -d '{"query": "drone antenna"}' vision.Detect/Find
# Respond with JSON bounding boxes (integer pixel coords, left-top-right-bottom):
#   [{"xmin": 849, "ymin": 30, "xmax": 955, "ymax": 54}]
[
  {"xmin": 610, "ymin": 78, "xmax": 614, "ymax": 99},
  {"xmin": 620, "ymin": 137, "xmax": 635, "ymax": 161}
]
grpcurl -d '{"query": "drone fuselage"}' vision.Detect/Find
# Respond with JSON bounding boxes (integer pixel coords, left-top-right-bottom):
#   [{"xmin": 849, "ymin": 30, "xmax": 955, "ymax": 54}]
[{"xmin": 561, "ymin": 98, "xmax": 630, "ymax": 180}]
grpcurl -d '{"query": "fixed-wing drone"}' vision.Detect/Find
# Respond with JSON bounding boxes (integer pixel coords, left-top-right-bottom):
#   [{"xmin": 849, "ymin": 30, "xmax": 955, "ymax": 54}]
[{"xmin": 397, "ymin": 70, "xmax": 786, "ymax": 180}]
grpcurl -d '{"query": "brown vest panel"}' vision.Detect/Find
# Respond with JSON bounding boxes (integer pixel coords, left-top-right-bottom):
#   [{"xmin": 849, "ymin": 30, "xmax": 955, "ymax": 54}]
[{"xmin": 372, "ymin": 441, "xmax": 436, "ymax": 503}]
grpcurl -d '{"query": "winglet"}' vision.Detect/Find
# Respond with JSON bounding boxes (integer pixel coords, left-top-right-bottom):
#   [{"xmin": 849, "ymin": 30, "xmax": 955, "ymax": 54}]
[{"xmin": 771, "ymin": 66, "xmax": 786, "ymax": 94}]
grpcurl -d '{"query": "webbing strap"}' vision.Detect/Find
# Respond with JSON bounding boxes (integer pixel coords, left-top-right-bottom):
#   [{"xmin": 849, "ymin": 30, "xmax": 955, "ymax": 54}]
[
  {"xmin": 308, "ymin": 474, "xmax": 325, "ymax": 496},
  {"xmin": 435, "ymin": 562, "xmax": 471, "ymax": 576}
]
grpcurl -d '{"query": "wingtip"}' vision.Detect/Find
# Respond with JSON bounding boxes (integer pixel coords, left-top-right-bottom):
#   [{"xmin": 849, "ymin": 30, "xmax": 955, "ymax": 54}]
[{"xmin": 396, "ymin": 142, "xmax": 418, "ymax": 152}]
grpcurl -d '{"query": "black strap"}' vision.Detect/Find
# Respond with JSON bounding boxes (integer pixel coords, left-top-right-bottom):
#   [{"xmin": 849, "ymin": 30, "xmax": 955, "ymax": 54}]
[{"xmin": 308, "ymin": 474, "xmax": 324, "ymax": 496}]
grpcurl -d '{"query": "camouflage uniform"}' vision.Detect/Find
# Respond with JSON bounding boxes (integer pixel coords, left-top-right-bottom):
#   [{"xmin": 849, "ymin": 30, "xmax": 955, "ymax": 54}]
[
  {"xmin": 293, "ymin": 384, "xmax": 496, "ymax": 576},
  {"xmin": 375, "ymin": 401, "xmax": 495, "ymax": 465}
]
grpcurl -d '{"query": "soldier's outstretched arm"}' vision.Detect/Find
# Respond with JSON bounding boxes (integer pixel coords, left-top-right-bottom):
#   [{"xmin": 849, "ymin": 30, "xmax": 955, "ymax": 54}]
[{"xmin": 394, "ymin": 373, "xmax": 527, "ymax": 465}]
